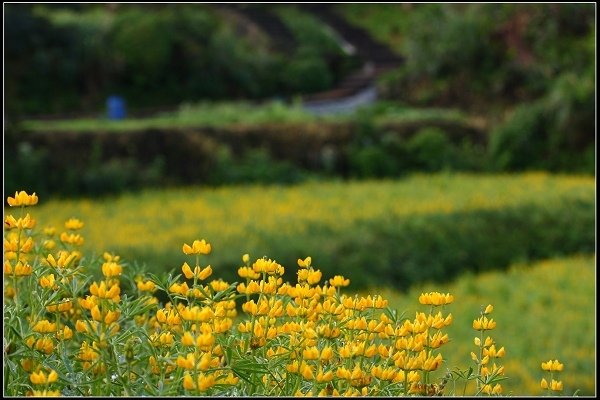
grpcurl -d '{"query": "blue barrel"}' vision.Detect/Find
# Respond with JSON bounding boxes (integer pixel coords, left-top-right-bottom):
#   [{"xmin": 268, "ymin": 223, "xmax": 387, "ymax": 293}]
[{"xmin": 107, "ymin": 95, "xmax": 126, "ymax": 120}]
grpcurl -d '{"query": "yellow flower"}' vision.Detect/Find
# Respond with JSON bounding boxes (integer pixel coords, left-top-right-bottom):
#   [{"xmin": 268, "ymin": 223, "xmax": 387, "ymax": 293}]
[
  {"xmin": 32, "ymin": 320, "xmax": 57, "ymax": 333},
  {"xmin": 34, "ymin": 338, "xmax": 54, "ymax": 354},
  {"xmin": 102, "ymin": 262, "xmax": 122, "ymax": 278},
  {"xmin": 550, "ymin": 379, "xmax": 563, "ymax": 391},
  {"xmin": 198, "ymin": 265, "xmax": 212, "ymax": 280},
  {"xmin": 137, "ymin": 280, "xmax": 156, "ymax": 292},
  {"xmin": 252, "ymin": 258, "xmax": 283, "ymax": 275},
  {"xmin": 472, "ymin": 316, "xmax": 496, "ymax": 331},
  {"xmin": 183, "ymin": 373, "xmax": 196, "ymax": 390},
  {"xmin": 484, "ymin": 304, "xmax": 494, "ymax": 314},
  {"xmin": 89, "ymin": 281, "xmax": 121, "ymax": 301},
  {"xmin": 29, "ymin": 389, "xmax": 62, "ymax": 397},
  {"xmin": 29, "ymin": 369, "xmax": 58, "ymax": 385},
  {"xmin": 39, "ymin": 274, "xmax": 56, "ymax": 289},
  {"xmin": 7, "ymin": 191, "xmax": 38, "ymax": 207},
  {"xmin": 59, "ymin": 232, "xmax": 84, "ymax": 246},
  {"xmin": 297, "ymin": 256, "xmax": 312, "ymax": 268},
  {"xmin": 541, "ymin": 359, "xmax": 564, "ymax": 372},
  {"xmin": 418, "ymin": 292, "xmax": 454, "ymax": 306},
  {"xmin": 329, "ymin": 275, "xmax": 350, "ymax": 287},
  {"xmin": 46, "ymin": 300, "xmax": 73, "ymax": 313},
  {"xmin": 57, "ymin": 325, "xmax": 73, "ymax": 340},
  {"xmin": 197, "ymin": 373, "xmax": 216, "ymax": 391},
  {"xmin": 306, "ymin": 269, "xmax": 322, "ymax": 285},
  {"xmin": 4, "ymin": 213, "xmax": 36, "ymax": 230},
  {"xmin": 541, "ymin": 378, "xmax": 549, "ymax": 389},
  {"xmin": 4, "ymin": 260, "xmax": 33, "ymax": 277},
  {"xmin": 64, "ymin": 218, "xmax": 84, "ymax": 230},
  {"xmin": 182, "ymin": 239, "xmax": 211, "ymax": 255}
]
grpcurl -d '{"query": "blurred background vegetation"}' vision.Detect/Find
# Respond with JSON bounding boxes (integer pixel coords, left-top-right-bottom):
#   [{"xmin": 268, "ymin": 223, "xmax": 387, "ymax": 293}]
[{"xmin": 4, "ymin": 3, "xmax": 595, "ymax": 198}]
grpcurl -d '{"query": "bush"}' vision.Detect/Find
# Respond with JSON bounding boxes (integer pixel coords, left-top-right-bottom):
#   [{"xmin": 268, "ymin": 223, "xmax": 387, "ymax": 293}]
[
  {"xmin": 488, "ymin": 101, "xmax": 549, "ymax": 171},
  {"xmin": 404, "ymin": 127, "xmax": 454, "ymax": 172},
  {"xmin": 209, "ymin": 146, "xmax": 307, "ymax": 185}
]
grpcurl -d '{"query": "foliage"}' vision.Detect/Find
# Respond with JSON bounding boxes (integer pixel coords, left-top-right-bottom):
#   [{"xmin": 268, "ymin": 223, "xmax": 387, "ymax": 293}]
[{"xmin": 4, "ymin": 4, "xmax": 354, "ymax": 118}]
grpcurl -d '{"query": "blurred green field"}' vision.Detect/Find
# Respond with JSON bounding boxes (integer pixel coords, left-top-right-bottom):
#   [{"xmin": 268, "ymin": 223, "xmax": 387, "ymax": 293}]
[
  {"xmin": 21, "ymin": 172, "xmax": 594, "ymax": 290},
  {"xmin": 359, "ymin": 255, "xmax": 596, "ymax": 396}
]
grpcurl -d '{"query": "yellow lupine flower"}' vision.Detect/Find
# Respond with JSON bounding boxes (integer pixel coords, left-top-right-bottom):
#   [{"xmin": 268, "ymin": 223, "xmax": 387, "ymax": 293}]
[
  {"xmin": 484, "ymin": 304, "xmax": 494, "ymax": 314},
  {"xmin": 4, "ymin": 213, "xmax": 36, "ymax": 230},
  {"xmin": 209, "ymin": 279, "xmax": 229, "ymax": 292},
  {"xmin": 104, "ymin": 310, "xmax": 120, "ymax": 325},
  {"xmin": 541, "ymin": 359, "xmax": 564, "ymax": 372},
  {"xmin": 34, "ymin": 338, "xmax": 54, "ymax": 354},
  {"xmin": 89, "ymin": 281, "xmax": 120, "ymax": 301},
  {"xmin": 57, "ymin": 325, "xmax": 73, "ymax": 340},
  {"xmin": 29, "ymin": 369, "xmax": 58, "ymax": 385},
  {"xmin": 320, "ymin": 346, "xmax": 334, "ymax": 361},
  {"xmin": 316, "ymin": 368, "xmax": 334, "ymax": 382},
  {"xmin": 252, "ymin": 258, "xmax": 283, "ymax": 275},
  {"xmin": 297, "ymin": 257, "xmax": 312, "ymax": 268},
  {"xmin": 302, "ymin": 346, "xmax": 320, "ymax": 360},
  {"xmin": 59, "ymin": 232, "xmax": 84, "ymax": 246},
  {"xmin": 177, "ymin": 353, "xmax": 196, "ymax": 370},
  {"xmin": 197, "ymin": 373, "xmax": 216, "ymax": 391},
  {"xmin": 169, "ymin": 281, "xmax": 190, "ymax": 296},
  {"xmin": 102, "ymin": 262, "xmax": 122, "ymax": 278},
  {"xmin": 182, "ymin": 239, "xmax": 211, "ymax": 255},
  {"xmin": 183, "ymin": 373, "xmax": 196, "ymax": 390},
  {"xmin": 550, "ymin": 380, "xmax": 563, "ymax": 391},
  {"xmin": 541, "ymin": 378, "xmax": 549, "ymax": 389},
  {"xmin": 7, "ymin": 191, "xmax": 38, "ymax": 207},
  {"xmin": 301, "ymin": 362, "xmax": 314, "ymax": 380},
  {"xmin": 418, "ymin": 291, "xmax": 454, "ymax": 306},
  {"xmin": 4, "ymin": 260, "xmax": 33, "ymax": 277},
  {"xmin": 306, "ymin": 269, "xmax": 322, "ymax": 285},
  {"xmin": 472, "ymin": 316, "xmax": 497, "ymax": 331},
  {"xmin": 238, "ymin": 266, "xmax": 260, "ymax": 279},
  {"xmin": 90, "ymin": 305, "xmax": 102, "ymax": 322},
  {"xmin": 29, "ymin": 389, "xmax": 62, "ymax": 397},
  {"xmin": 46, "ymin": 300, "xmax": 73, "ymax": 313},
  {"xmin": 137, "ymin": 280, "xmax": 156, "ymax": 292},
  {"xmin": 39, "ymin": 274, "xmax": 56, "ymax": 289},
  {"xmin": 64, "ymin": 218, "xmax": 84, "ymax": 230},
  {"xmin": 197, "ymin": 265, "xmax": 212, "ymax": 280},
  {"xmin": 32, "ymin": 320, "xmax": 57, "ymax": 333}
]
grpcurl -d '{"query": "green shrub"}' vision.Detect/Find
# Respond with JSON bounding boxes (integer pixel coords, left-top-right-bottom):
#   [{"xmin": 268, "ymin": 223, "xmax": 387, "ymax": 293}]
[
  {"xmin": 404, "ymin": 127, "xmax": 454, "ymax": 172},
  {"xmin": 488, "ymin": 101, "xmax": 548, "ymax": 171},
  {"xmin": 210, "ymin": 146, "xmax": 307, "ymax": 186}
]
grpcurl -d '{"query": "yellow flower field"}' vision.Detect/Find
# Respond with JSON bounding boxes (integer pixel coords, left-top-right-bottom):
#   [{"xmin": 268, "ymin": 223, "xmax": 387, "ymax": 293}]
[{"xmin": 22, "ymin": 172, "xmax": 594, "ymax": 274}]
